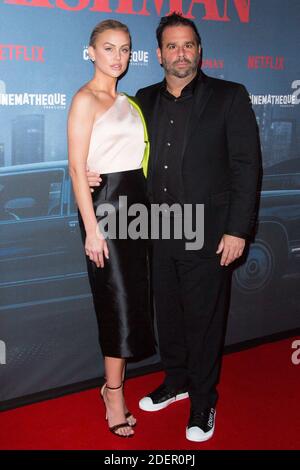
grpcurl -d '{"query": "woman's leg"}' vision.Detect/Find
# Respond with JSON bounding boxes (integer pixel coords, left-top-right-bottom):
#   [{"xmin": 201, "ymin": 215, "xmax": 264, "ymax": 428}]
[
  {"xmin": 102, "ymin": 356, "xmax": 134, "ymax": 437},
  {"xmin": 121, "ymin": 363, "xmax": 137, "ymax": 427}
]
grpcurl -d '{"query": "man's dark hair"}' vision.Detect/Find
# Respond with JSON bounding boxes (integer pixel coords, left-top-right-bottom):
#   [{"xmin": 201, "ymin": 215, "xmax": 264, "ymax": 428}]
[{"xmin": 156, "ymin": 12, "xmax": 202, "ymax": 49}]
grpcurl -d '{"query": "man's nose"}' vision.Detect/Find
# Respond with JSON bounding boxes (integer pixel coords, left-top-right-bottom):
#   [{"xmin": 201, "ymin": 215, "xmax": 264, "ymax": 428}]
[{"xmin": 177, "ymin": 46, "xmax": 185, "ymax": 57}]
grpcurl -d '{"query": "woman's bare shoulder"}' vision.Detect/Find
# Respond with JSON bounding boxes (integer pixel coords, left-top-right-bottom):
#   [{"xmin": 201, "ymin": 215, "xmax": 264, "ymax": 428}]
[
  {"xmin": 71, "ymin": 85, "xmax": 97, "ymax": 110},
  {"xmin": 72, "ymin": 85, "xmax": 111, "ymax": 116}
]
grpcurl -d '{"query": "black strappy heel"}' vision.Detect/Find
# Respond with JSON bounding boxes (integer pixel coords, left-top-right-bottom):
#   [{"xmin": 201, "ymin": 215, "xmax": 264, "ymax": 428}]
[{"xmin": 100, "ymin": 383, "xmax": 134, "ymax": 438}]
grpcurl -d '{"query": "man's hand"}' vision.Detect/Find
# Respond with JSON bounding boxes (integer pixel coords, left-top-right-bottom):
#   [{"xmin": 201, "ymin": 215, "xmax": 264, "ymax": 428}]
[
  {"xmin": 216, "ymin": 234, "xmax": 245, "ymax": 266},
  {"xmin": 86, "ymin": 168, "xmax": 102, "ymax": 192}
]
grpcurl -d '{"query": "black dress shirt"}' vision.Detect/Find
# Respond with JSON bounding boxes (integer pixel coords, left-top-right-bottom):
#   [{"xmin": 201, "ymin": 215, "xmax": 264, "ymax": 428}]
[{"xmin": 152, "ymin": 73, "xmax": 200, "ymax": 205}]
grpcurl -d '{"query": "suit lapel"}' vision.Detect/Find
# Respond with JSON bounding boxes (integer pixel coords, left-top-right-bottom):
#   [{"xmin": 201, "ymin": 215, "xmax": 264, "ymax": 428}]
[
  {"xmin": 146, "ymin": 85, "xmax": 162, "ymax": 177},
  {"xmin": 181, "ymin": 73, "xmax": 213, "ymax": 160}
]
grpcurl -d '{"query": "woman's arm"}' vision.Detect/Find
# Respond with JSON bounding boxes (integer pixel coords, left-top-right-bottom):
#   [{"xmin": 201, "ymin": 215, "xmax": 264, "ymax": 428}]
[{"xmin": 68, "ymin": 91, "xmax": 108, "ymax": 267}]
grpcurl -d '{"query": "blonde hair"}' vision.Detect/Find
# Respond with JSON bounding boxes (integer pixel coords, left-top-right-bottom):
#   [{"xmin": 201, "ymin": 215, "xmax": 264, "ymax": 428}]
[{"xmin": 89, "ymin": 19, "xmax": 131, "ymax": 48}]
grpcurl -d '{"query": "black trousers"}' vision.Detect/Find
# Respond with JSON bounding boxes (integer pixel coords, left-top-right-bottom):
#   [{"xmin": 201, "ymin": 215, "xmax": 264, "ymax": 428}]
[{"xmin": 152, "ymin": 236, "xmax": 232, "ymax": 411}]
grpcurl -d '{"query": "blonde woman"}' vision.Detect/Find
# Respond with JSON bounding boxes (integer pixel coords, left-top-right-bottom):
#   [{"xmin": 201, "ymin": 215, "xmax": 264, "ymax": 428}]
[{"xmin": 68, "ymin": 20, "xmax": 154, "ymax": 438}]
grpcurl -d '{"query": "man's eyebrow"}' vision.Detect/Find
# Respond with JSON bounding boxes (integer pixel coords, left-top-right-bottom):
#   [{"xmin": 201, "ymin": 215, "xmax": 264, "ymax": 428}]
[{"xmin": 165, "ymin": 40, "xmax": 196, "ymax": 46}]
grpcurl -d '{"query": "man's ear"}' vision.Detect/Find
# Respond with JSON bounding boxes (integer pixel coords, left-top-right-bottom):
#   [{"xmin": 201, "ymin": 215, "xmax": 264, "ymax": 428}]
[{"xmin": 156, "ymin": 47, "xmax": 162, "ymax": 65}]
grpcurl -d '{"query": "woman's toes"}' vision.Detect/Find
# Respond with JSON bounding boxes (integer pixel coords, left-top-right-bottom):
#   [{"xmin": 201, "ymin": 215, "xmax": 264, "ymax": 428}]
[
  {"xmin": 118, "ymin": 426, "xmax": 133, "ymax": 437},
  {"xmin": 126, "ymin": 415, "xmax": 137, "ymax": 427}
]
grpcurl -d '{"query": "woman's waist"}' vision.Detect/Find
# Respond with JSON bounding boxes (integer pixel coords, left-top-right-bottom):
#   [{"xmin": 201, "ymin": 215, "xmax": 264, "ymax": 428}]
[
  {"xmin": 95, "ymin": 167, "xmax": 143, "ymax": 182},
  {"xmin": 91, "ymin": 168, "xmax": 147, "ymax": 205},
  {"xmin": 87, "ymin": 149, "xmax": 144, "ymax": 175}
]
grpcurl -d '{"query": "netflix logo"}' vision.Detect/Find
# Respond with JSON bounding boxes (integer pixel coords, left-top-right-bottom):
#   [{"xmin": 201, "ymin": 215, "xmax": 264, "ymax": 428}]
[
  {"xmin": 202, "ymin": 58, "xmax": 224, "ymax": 69},
  {"xmin": 248, "ymin": 56, "xmax": 284, "ymax": 70},
  {"xmin": 0, "ymin": 44, "xmax": 45, "ymax": 62}
]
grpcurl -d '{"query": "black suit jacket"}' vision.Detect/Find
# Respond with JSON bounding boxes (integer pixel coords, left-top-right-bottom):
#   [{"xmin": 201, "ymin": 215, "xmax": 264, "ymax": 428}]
[{"xmin": 136, "ymin": 71, "xmax": 261, "ymax": 248}]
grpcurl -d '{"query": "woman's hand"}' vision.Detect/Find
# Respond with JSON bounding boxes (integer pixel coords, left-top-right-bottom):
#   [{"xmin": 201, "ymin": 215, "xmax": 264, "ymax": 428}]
[
  {"xmin": 85, "ymin": 228, "xmax": 109, "ymax": 268},
  {"xmin": 86, "ymin": 168, "xmax": 102, "ymax": 193}
]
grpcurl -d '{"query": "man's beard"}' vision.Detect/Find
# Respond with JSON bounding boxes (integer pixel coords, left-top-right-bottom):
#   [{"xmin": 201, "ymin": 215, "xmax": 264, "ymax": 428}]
[{"xmin": 162, "ymin": 57, "xmax": 199, "ymax": 78}]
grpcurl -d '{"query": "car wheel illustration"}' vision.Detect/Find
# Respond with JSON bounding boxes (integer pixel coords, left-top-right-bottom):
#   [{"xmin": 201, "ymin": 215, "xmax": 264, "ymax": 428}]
[{"xmin": 233, "ymin": 235, "xmax": 286, "ymax": 295}]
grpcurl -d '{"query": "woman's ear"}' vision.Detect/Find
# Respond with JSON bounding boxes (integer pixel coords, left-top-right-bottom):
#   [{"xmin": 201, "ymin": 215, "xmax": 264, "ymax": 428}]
[{"xmin": 88, "ymin": 46, "xmax": 95, "ymax": 62}]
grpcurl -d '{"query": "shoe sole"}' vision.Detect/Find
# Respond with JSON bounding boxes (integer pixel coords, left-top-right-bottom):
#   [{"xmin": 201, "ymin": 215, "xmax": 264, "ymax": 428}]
[
  {"xmin": 139, "ymin": 391, "xmax": 189, "ymax": 412},
  {"xmin": 185, "ymin": 427, "xmax": 214, "ymax": 442}
]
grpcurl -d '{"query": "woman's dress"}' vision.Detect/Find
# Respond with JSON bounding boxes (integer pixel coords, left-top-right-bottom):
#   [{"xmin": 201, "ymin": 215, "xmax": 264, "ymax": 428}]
[{"xmin": 78, "ymin": 94, "xmax": 155, "ymax": 359}]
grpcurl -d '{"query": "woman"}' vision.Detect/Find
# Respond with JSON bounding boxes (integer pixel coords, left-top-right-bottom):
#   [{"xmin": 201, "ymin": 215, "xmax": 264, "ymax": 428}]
[{"xmin": 68, "ymin": 19, "xmax": 155, "ymax": 438}]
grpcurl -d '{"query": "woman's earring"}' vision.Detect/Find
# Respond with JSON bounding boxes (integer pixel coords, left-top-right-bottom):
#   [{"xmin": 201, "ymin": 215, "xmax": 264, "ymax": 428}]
[{"xmin": 90, "ymin": 57, "xmax": 95, "ymax": 62}]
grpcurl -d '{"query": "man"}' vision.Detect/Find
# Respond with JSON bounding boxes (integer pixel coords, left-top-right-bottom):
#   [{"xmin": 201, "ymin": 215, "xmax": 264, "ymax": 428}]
[{"xmin": 87, "ymin": 13, "xmax": 260, "ymax": 442}]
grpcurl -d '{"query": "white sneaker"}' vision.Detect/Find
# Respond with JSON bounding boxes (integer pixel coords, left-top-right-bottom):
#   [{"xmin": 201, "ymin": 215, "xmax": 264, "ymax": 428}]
[
  {"xmin": 139, "ymin": 383, "xmax": 189, "ymax": 412},
  {"xmin": 186, "ymin": 408, "xmax": 216, "ymax": 442}
]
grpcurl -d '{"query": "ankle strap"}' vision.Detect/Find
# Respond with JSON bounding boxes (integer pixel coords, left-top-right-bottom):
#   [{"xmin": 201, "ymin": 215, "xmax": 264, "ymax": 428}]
[{"xmin": 106, "ymin": 383, "xmax": 123, "ymax": 390}]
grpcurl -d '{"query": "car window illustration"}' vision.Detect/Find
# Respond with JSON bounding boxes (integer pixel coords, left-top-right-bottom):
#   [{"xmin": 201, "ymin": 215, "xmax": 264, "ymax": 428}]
[{"xmin": 0, "ymin": 169, "xmax": 64, "ymax": 222}]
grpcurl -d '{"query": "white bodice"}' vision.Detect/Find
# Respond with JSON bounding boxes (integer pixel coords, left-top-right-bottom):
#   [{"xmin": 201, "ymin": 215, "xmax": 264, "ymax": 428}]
[{"xmin": 86, "ymin": 94, "xmax": 145, "ymax": 174}]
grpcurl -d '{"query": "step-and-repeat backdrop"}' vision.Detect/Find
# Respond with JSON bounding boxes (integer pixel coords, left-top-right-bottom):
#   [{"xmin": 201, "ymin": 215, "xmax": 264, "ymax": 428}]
[{"xmin": 1, "ymin": 0, "xmax": 300, "ymax": 405}]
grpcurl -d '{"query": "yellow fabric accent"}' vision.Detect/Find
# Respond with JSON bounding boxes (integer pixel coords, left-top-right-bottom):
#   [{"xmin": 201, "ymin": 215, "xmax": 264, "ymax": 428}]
[{"xmin": 126, "ymin": 95, "xmax": 150, "ymax": 177}]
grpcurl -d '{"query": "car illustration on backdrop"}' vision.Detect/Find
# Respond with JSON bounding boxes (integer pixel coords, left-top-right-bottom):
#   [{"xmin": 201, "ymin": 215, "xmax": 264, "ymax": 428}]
[
  {"xmin": 1, "ymin": 159, "xmax": 300, "ymax": 311},
  {"xmin": 0, "ymin": 161, "xmax": 87, "ymax": 311},
  {"xmin": 233, "ymin": 158, "xmax": 300, "ymax": 296}
]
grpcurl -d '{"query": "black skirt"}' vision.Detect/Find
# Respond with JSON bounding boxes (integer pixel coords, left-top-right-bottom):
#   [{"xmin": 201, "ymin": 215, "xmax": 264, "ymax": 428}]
[{"xmin": 78, "ymin": 168, "xmax": 155, "ymax": 359}]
